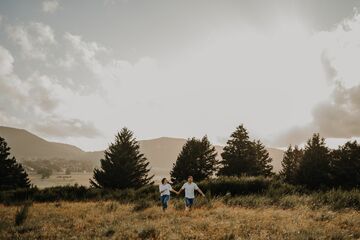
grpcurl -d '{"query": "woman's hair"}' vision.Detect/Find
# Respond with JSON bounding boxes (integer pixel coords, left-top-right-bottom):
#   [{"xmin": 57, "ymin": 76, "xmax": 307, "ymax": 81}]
[{"xmin": 161, "ymin": 178, "xmax": 167, "ymax": 184}]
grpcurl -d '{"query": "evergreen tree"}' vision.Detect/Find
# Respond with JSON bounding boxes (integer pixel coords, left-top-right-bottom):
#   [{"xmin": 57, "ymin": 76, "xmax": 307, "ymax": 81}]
[
  {"xmin": 279, "ymin": 145, "xmax": 303, "ymax": 184},
  {"xmin": 331, "ymin": 141, "xmax": 360, "ymax": 188},
  {"xmin": 0, "ymin": 136, "xmax": 30, "ymax": 190},
  {"xmin": 252, "ymin": 140, "xmax": 273, "ymax": 177},
  {"xmin": 297, "ymin": 133, "xmax": 331, "ymax": 189},
  {"xmin": 90, "ymin": 128, "xmax": 153, "ymax": 189},
  {"xmin": 218, "ymin": 125, "xmax": 272, "ymax": 177},
  {"xmin": 170, "ymin": 136, "xmax": 218, "ymax": 183}
]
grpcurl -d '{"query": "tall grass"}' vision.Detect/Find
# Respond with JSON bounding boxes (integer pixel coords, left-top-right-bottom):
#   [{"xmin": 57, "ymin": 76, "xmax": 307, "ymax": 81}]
[
  {"xmin": 15, "ymin": 203, "xmax": 30, "ymax": 226},
  {"xmin": 1, "ymin": 177, "xmax": 360, "ymax": 210}
]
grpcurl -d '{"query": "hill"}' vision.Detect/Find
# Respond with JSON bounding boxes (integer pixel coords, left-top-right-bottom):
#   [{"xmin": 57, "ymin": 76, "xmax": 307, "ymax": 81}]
[{"xmin": 0, "ymin": 126, "xmax": 284, "ymax": 176}]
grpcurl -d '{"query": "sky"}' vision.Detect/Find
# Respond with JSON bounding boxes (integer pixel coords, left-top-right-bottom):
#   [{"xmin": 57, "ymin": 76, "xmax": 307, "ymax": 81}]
[{"xmin": 1, "ymin": 0, "xmax": 360, "ymax": 151}]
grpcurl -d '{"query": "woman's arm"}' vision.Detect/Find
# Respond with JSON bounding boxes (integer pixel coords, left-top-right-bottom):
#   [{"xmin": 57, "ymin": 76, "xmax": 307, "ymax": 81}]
[{"xmin": 170, "ymin": 189, "xmax": 178, "ymax": 194}]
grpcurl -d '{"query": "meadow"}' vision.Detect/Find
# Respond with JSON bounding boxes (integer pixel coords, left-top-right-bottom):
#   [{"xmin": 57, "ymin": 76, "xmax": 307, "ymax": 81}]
[
  {"xmin": 1, "ymin": 199, "xmax": 360, "ymax": 240},
  {"xmin": 28, "ymin": 173, "xmax": 93, "ymax": 188},
  {"xmin": 1, "ymin": 177, "xmax": 360, "ymax": 239}
]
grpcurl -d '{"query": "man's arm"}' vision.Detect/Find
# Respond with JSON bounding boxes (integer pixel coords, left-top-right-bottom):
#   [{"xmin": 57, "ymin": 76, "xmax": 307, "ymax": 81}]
[
  {"xmin": 177, "ymin": 187, "xmax": 184, "ymax": 195},
  {"xmin": 196, "ymin": 187, "xmax": 205, "ymax": 197}
]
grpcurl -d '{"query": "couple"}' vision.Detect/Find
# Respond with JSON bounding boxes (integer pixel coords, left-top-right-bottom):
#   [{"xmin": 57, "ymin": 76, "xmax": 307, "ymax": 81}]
[{"xmin": 159, "ymin": 175, "xmax": 205, "ymax": 211}]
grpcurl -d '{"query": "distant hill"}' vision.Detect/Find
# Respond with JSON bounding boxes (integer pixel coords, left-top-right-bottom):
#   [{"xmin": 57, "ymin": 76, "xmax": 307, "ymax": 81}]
[{"xmin": 0, "ymin": 126, "xmax": 284, "ymax": 176}]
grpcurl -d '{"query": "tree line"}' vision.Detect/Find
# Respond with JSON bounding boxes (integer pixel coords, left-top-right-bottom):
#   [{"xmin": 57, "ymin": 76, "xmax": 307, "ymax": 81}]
[{"xmin": 1, "ymin": 125, "xmax": 360, "ymax": 191}]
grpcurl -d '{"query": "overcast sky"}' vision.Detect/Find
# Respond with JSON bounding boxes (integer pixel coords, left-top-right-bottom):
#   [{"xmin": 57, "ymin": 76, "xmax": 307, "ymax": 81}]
[{"xmin": 1, "ymin": 0, "xmax": 360, "ymax": 151}]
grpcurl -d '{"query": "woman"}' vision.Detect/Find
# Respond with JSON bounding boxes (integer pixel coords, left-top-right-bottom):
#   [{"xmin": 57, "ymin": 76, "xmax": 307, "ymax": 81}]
[{"xmin": 159, "ymin": 178, "xmax": 178, "ymax": 211}]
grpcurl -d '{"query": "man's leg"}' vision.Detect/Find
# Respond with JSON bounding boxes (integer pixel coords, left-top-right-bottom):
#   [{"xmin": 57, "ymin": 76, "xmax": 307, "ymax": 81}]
[
  {"xmin": 185, "ymin": 198, "xmax": 193, "ymax": 211},
  {"xmin": 184, "ymin": 198, "xmax": 189, "ymax": 211}
]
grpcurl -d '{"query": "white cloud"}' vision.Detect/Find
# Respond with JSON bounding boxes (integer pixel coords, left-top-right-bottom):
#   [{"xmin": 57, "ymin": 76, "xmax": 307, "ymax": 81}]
[
  {"xmin": 7, "ymin": 22, "xmax": 56, "ymax": 60},
  {"xmin": 58, "ymin": 53, "xmax": 76, "ymax": 69},
  {"xmin": 0, "ymin": 46, "xmax": 14, "ymax": 76},
  {"xmin": 34, "ymin": 117, "xmax": 100, "ymax": 138},
  {"xmin": 276, "ymin": 10, "xmax": 360, "ymax": 146},
  {"xmin": 42, "ymin": 0, "xmax": 59, "ymax": 13},
  {"xmin": 64, "ymin": 32, "xmax": 107, "ymax": 73}
]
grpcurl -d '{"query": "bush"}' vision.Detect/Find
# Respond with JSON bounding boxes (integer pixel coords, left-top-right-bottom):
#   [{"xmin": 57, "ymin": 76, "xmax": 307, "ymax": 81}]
[
  {"xmin": 105, "ymin": 201, "xmax": 118, "ymax": 212},
  {"xmin": 312, "ymin": 189, "xmax": 360, "ymax": 210},
  {"xmin": 266, "ymin": 180, "xmax": 302, "ymax": 202},
  {"xmin": 198, "ymin": 176, "xmax": 271, "ymax": 196},
  {"xmin": 172, "ymin": 199, "xmax": 184, "ymax": 211},
  {"xmin": 138, "ymin": 226, "xmax": 159, "ymax": 240},
  {"xmin": 223, "ymin": 195, "xmax": 272, "ymax": 208},
  {"xmin": 220, "ymin": 233, "xmax": 236, "ymax": 240},
  {"xmin": 133, "ymin": 200, "xmax": 152, "ymax": 212},
  {"xmin": 15, "ymin": 203, "xmax": 30, "ymax": 226},
  {"xmin": 194, "ymin": 196, "xmax": 213, "ymax": 209}
]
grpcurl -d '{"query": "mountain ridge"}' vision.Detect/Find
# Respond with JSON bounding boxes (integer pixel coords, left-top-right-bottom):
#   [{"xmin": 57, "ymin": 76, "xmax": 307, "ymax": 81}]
[{"xmin": 0, "ymin": 126, "xmax": 284, "ymax": 173}]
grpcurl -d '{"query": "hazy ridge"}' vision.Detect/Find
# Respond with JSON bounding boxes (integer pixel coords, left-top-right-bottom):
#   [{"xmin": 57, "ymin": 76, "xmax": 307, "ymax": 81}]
[{"xmin": 0, "ymin": 126, "xmax": 284, "ymax": 174}]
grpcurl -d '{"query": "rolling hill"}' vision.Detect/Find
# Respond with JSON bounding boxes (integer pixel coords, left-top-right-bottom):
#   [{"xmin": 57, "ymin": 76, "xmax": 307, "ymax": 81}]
[{"xmin": 0, "ymin": 126, "xmax": 284, "ymax": 176}]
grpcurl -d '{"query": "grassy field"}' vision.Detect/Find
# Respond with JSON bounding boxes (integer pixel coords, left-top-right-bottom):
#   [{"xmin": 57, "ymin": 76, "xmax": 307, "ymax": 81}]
[
  {"xmin": 28, "ymin": 173, "xmax": 166, "ymax": 189},
  {"xmin": 28, "ymin": 173, "xmax": 93, "ymax": 188},
  {"xmin": 1, "ymin": 199, "xmax": 360, "ymax": 240}
]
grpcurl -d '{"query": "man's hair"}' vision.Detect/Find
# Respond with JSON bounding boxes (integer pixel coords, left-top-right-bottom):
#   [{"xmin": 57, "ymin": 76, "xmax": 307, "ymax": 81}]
[
  {"xmin": 161, "ymin": 178, "xmax": 166, "ymax": 184},
  {"xmin": 188, "ymin": 176, "xmax": 193, "ymax": 179}
]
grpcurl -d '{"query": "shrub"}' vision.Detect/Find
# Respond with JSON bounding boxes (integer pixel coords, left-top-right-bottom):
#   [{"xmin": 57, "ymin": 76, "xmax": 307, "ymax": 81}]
[
  {"xmin": 198, "ymin": 176, "xmax": 271, "ymax": 196},
  {"xmin": 172, "ymin": 199, "xmax": 184, "ymax": 211},
  {"xmin": 15, "ymin": 203, "xmax": 30, "ymax": 226},
  {"xmin": 104, "ymin": 228, "xmax": 115, "ymax": 237},
  {"xmin": 312, "ymin": 189, "xmax": 360, "ymax": 210},
  {"xmin": 266, "ymin": 180, "xmax": 302, "ymax": 202},
  {"xmin": 105, "ymin": 201, "xmax": 118, "ymax": 212},
  {"xmin": 138, "ymin": 226, "xmax": 159, "ymax": 240},
  {"xmin": 133, "ymin": 200, "xmax": 152, "ymax": 212},
  {"xmin": 220, "ymin": 233, "xmax": 236, "ymax": 240},
  {"xmin": 223, "ymin": 195, "xmax": 272, "ymax": 208}
]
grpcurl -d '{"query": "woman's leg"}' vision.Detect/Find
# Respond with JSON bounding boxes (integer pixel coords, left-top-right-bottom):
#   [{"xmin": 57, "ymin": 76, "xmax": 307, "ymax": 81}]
[{"xmin": 163, "ymin": 195, "xmax": 170, "ymax": 210}]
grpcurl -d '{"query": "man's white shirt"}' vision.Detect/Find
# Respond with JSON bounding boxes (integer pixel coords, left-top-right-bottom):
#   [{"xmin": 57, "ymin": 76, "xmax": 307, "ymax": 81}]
[
  {"xmin": 181, "ymin": 182, "xmax": 199, "ymax": 199},
  {"xmin": 159, "ymin": 183, "xmax": 172, "ymax": 196}
]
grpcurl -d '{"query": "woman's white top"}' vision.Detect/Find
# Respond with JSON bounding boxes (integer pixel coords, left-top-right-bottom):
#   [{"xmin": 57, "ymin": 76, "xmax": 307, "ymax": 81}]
[{"xmin": 159, "ymin": 183, "xmax": 172, "ymax": 196}]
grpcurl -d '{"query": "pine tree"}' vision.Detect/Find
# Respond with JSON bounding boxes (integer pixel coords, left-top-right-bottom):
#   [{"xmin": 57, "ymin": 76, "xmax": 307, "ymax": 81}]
[
  {"xmin": 90, "ymin": 128, "xmax": 153, "ymax": 189},
  {"xmin": 279, "ymin": 145, "xmax": 303, "ymax": 184},
  {"xmin": 218, "ymin": 125, "xmax": 253, "ymax": 176},
  {"xmin": 331, "ymin": 141, "xmax": 360, "ymax": 188},
  {"xmin": 218, "ymin": 125, "xmax": 272, "ymax": 177},
  {"xmin": 297, "ymin": 133, "xmax": 331, "ymax": 189},
  {"xmin": 170, "ymin": 136, "xmax": 218, "ymax": 183},
  {"xmin": 252, "ymin": 140, "xmax": 273, "ymax": 177},
  {"xmin": 0, "ymin": 136, "xmax": 30, "ymax": 190}
]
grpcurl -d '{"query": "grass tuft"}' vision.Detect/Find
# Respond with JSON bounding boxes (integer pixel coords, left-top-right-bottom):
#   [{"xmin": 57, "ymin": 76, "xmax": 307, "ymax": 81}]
[
  {"xmin": 138, "ymin": 226, "xmax": 159, "ymax": 239},
  {"xmin": 15, "ymin": 203, "xmax": 30, "ymax": 226}
]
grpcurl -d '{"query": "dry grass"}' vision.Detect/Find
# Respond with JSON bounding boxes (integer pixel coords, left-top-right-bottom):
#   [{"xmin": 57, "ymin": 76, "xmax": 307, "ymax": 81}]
[{"xmin": 1, "ymin": 200, "xmax": 360, "ymax": 240}]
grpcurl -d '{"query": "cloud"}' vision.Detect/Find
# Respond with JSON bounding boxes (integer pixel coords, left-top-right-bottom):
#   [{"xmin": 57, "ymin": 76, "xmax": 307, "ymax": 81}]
[
  {"xmin": 275, "ymin": 10, "xmax": 360, "ymax": 146},
  {"xmin": 34, "ymin": 117, "xmax": 101, "ymax": 138},
  {"xmin": 64, "ymin": 32, "xmax": 108, "ymax": 75},
  {"xmin": 42, "ymin": 0, "xmax": 59, "ymax": 13},
  {"xmin": 275, "ymin": 83, "xmax": 360, "ymax": 145},
  {"xmin": 7, "ymin": 22, "xmax": 56, "ymax": 60},
  {"xmin": 58, "ymin": 53, "xmax": 76, "ymax": 69},
  {"xmin": 0, "ymin": 45, "xmax": 100, "ymax": 139},
  {"xmin": 313, "ymin": 84, "xmax": 360, "ymax": 138},
  {"xmin": 0, "ymin": 46, "xmax": 14, "ymax": 76}
]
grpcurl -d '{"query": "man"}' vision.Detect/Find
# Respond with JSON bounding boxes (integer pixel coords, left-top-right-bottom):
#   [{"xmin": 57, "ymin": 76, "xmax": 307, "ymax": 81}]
[{"xmin": 177, "ymin": 176, "xmax": 205, "ymax": 211}]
